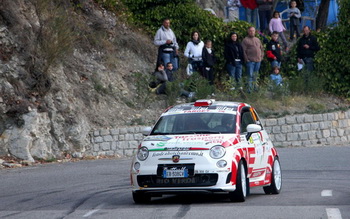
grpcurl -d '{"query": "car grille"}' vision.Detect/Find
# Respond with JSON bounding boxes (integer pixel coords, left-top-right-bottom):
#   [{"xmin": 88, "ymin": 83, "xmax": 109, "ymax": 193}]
[{"xmin": 137, "ymin": 174, "xmax": 218, "ymax": 187}]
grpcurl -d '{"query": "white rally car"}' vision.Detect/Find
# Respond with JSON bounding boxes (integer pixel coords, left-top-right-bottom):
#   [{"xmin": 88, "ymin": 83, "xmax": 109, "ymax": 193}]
[{"xmin": 130, "ymin": 99, "xmax": 282, "ymax": 203}]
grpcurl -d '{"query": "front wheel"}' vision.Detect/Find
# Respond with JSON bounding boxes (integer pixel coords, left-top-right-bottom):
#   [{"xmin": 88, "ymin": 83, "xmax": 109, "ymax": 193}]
[
  {"xmin": 263, "ymin": 157, "xmax": 282, "ymax": 194},
  {"xmin": 132, "ymin": 192, "xmax": 151, "ymax": 204},
  {"xmin": 229, "ymin": 160, "xmax": 247, "ymax": 202}
]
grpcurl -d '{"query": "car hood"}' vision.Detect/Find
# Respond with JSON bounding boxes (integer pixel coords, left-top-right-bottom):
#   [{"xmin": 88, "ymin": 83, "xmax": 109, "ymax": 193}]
[{"xmin": 142, "ymin": 134, "xmax": 240, "ymax": 150}]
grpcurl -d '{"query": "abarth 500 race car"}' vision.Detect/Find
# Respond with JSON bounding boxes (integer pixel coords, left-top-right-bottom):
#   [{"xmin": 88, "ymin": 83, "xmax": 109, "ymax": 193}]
[{"xmin": 130, "ymin": 99, "xmax": 282, "ymax": 203}]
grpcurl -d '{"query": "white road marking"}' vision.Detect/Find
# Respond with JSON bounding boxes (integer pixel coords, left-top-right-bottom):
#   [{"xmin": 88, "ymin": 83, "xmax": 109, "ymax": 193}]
[
  {"xmin": 321, "ymin": 190, "xmax": 333, "ymax": 197},
  {"xmin": 83, "ymin": 203, "xmax": 104, "ymax": 218},
  {"xmin": 326, "ymin": 208, "xmax": 342, "ymax": 219},
  {"xmin": 83, "ymin": 209, "xmax": 100, "ymax": 217}
]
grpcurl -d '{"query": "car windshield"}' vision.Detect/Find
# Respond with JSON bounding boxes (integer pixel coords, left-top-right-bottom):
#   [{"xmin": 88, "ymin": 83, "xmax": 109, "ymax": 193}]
[{"xmin": 151, "ymin": 113, "xmax": 236, "ymax": 135}]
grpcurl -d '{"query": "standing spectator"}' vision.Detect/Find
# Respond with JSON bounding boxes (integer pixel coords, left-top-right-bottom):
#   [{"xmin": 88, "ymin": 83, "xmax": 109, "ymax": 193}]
[
  {"xmin": 269, "ymin": 10, "xmax": 288, "ymax": 50},
  {"xmin": 287, "ymin": 0, "xmax": 301, "ymax": 41},
  {"xmin": 226, "ymin": 0, "xmax": 241, "ymax": 21},
  {"xmin": 241, "ymin": 0, "xmax": 258, "ymax": 27},
  {"xmin": 154, "ymin": 18, "xmax": 179, "ymax": 71},
  {"xmin": 165, "ymin": 62, "xmax": 175, "ymax": 82},
  {"xmin": 266, "ymin": 31, "xmax": 282, "ymax": 68},
  {"xmin": 242, "ymin": 26, "xmax": 264, "ymax": 92},
  {"xmin": 202, "ymin": 40, "xmax": 216, "ymax": 85},
  {"xmin": 297, "ymin": 26, "xmax": 320, "ymax": 72},
  {"xmin": 256, "ymin": 0, "xmax": 274, "ymax": 33},
  {"xmin": 224, "ymin": 32, "xmax": 245, "ymax": 90},
  {"xmin": 184, "ymin": 31, "xmax": 204, "ymax": 75},
  {"xmin": 270, "ymin": 66, "xmax": 283, "ymax": 86}
]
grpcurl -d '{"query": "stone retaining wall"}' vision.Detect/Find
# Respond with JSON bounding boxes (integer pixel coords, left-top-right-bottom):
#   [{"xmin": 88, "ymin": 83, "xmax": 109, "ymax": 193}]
[{"xmin": 88, "ymin": 110, "xmax": 350, "ymax": 157}]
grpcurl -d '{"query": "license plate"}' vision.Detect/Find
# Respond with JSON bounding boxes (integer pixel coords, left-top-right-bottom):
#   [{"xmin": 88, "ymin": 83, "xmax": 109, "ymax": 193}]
[{"xmin": 163, "ymin": 167, "xmax": 188, "ymax": 178}]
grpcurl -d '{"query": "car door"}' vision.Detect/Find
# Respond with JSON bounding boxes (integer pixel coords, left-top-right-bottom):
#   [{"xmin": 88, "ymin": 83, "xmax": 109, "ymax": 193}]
[{"xmin": 240, "ymin": 107, "xmax": 266, "ymax": 180}]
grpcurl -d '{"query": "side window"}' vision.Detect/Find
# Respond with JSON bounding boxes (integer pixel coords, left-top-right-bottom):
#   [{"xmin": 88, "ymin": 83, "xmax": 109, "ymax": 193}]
[{"xmin": 240, "ymin": 110, "xmax": 255, "ymax": 133}]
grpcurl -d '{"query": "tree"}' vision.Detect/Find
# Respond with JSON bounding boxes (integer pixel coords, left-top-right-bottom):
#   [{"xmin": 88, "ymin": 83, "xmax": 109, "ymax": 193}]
[{"xmin": 316, "ymin": 0, "xmax": 330, "ymax": 30}]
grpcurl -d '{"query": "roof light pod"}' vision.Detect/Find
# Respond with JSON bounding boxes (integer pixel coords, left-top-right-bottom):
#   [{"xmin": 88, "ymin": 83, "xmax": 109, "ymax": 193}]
[{"xmin": 194, "ymin": 99, "xmax": 215, "ymax": 107}]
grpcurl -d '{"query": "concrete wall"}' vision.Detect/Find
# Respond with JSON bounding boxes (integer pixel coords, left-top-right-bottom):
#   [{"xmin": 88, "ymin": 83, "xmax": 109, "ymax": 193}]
[{"xmin": 88, "ymin": 109, "xmax": 350, "ymax": 157}]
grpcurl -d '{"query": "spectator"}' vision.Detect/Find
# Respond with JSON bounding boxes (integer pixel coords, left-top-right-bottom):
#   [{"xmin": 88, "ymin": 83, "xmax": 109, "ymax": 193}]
[
  {"xmin": 242, "ymin": 26, "xmax": 264, "ymax": 92},
  {"xmin": 241, "ymin": 0, "xmax": 258, "ymax": 27},
  {"xmin": 289, "ymin": 0, "xmax": 304, "ymax": 13},
  {"xmin": 297, "ymin": 26, "xmax": 320, "ymax": 72},
  {"xmin": 150, "ymin": 62, "xmax": 168, "ymax": 95},
  {"xmin": 224, "ymin": 32, "xmax": 245, "ymax": 90},
  {"xmin": 256, "ymin": 0, "xmax": 274, "ymax": 33},
  {"xmin": 154, "ymin": 18, "xmax": 179, "ymax": 71},
  {"xmin": 165, "ymin": 62, "xmax": 175, "ymax": 82},
  {"xmin": 184, "ymin": 31, "xmax": 204, "ymax": 75},
  {"xmin": 269, "ymin": 10, "xmax": 288, "ymax": 50},
  {"xmin": 287, "ymin": 0, "xmax": 301, "ymax": 41},
  {"xmin": 266, "ymin": 31, "xmax": 282, "ymax": 68},
  {"xmin": 226, "ymin": 0, "xmax": 241, "ymax": 21},
  {"xmin": 202, "ymin": 40, "xmax": 216, "ymax": 85},
  {"xmin": 270, "ymin": 66, "xmax": 283, "ymax": 86},
  {"xmin": 150, "ymin": 62, "xmax": 194, "ymax": 98}
]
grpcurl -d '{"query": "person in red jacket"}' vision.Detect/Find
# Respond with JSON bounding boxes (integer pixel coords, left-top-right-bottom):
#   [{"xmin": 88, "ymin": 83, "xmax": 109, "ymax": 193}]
[
  {"xmin": 266, "ymin": 31, "xmax": 282, "ymax": 68},
  {"xmin": 241, "ymin": 0, "xmax": 258, "ymax": 27}
]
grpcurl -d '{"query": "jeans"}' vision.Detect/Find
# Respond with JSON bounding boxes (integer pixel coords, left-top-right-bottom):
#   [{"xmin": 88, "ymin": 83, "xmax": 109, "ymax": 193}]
[
  {"xmin": 246, "ymin": 61, "xmax": 261, "ymax": 91},
  {"xmin": 245, "ymin": 8, "xmax": 258, "ymax": 27},
  {"xmin": 161, "ymin": 52, "xmax": 178, "ymax": 71},
  {"xmin": 190, "ymin": 60, "xmax": 203, "ymax": 74},
  {"xmin": 278, "ymin": 31, "xmax": 288, "ymax": 48},
  {"xmin": 303, "ymin": 57, "xmax": 314, "ymax": 72},
  {"xmin": 258, "ymin": 10, "xmax": 271, "ymax": 32},
  {"xmin": 226, "ymin": 62, "xmax": 243, "ymax": 86},
  {"xmin": 290, "ymin": 24, "xmax": 300, "ymax": 40}
]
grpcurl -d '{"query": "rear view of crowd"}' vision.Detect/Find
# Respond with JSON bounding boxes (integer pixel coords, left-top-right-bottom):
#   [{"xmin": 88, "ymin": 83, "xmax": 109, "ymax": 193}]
[{"xmin": 150, "ymin": 0, "xmax": 320, "ymax": 96}]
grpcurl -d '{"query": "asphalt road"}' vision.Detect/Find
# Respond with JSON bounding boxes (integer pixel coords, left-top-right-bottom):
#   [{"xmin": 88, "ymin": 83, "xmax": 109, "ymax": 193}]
[{"xmin": 0, "ymin": 146, "xmax": 349, "ymax": 219}]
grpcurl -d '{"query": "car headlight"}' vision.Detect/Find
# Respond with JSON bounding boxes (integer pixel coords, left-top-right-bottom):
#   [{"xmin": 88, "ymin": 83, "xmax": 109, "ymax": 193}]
[
  {"xmin": 137, "ymin": 147, "xmax": 149, "ymax": 161},
  {"xmin": 217, "ymin": 160, "xmax": 227, "ymax": 168},
  {"xmin": 210, "ymin": 145, "xmax": 226, "ymax": 159}
]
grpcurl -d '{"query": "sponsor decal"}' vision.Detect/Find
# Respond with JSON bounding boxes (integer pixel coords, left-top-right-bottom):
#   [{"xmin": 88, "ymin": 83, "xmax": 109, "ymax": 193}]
[
  {"xmin": 152, "ymin": 151, "xmax": 204, "ymax": 157},
  {"xmin": 144, "ymin": 136, "xmax": 172, "ymax": 141}
]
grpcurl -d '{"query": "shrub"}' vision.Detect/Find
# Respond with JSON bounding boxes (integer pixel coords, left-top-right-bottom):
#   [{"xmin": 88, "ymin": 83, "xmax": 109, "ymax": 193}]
[{"xmin": 314, "ymin": 0, "xmax": 350, "ymax": 97}]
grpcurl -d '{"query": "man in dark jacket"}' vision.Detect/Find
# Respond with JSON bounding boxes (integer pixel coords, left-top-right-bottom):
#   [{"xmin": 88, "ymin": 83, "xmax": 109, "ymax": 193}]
[{"xmin": 297, "ymin": 26, "xmax": 320, "ymax": 71}]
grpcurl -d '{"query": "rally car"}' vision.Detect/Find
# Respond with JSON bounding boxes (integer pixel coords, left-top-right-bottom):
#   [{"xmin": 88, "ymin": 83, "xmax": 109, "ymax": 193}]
[{"xmin": 130, "ymin": 99, "xmax": 282, "ymax": 203}]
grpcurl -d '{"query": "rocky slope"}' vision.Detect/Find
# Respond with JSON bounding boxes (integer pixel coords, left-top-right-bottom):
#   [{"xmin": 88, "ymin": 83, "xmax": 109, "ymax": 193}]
[{"xmin": 0, "ymin": 0, "xmax": 167, "ymax": 161}]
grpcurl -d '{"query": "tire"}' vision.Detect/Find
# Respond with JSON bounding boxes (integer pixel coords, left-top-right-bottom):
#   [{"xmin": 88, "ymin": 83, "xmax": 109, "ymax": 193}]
[
  {"xmin": 132, "ymin": 192, "xmax": 151, "ymax": 204},
  {"xmin": 229, "ymin": 161, "xmax": 248, "ymax": 202},
  {"xmin": 263, "ymin": 157, "xmax": 282, "ymax": 194}
]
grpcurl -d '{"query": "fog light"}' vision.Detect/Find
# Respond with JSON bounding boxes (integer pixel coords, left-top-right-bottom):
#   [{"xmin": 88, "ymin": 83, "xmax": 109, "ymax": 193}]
[
  {"xmin": 134, "ymin": 162, "xmax": 140, "ymax": 170},
  {"xmin": 216, "ymin": 160, "xmax": 227, "ymax": 168}
]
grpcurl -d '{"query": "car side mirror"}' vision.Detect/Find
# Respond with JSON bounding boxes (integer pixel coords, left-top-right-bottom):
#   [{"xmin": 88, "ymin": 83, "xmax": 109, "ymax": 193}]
[
  {"xmin": 142, "ymin": 127, "xmax": 152, "ymax": 136},
  {"xmin": 246, "ymin": 124, "xmax": 262, "ymax": 140}
]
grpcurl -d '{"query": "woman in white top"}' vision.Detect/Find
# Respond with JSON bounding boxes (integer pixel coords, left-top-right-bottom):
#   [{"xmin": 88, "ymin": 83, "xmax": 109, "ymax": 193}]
[{"xmin": 184, "ymin": 31, "xmax": 204, "ymax": 74}]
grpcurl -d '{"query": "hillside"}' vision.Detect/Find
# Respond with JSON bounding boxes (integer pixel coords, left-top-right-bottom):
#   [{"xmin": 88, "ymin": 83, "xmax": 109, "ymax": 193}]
[{"xmin": 0, "ymin": 0, "xmax": 167, "ymax": 161}]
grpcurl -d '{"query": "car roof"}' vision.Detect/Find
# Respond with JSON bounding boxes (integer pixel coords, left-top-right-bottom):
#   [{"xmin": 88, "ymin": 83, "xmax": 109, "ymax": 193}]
[{"xmin": 162, "ymin": 100, "xmax": 250, "ymax": 116}]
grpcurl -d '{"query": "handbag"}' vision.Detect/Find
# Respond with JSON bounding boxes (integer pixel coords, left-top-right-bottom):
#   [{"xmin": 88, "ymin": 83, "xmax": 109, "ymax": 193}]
[{"xmin": 186, "ymin": 63, "xmax": 193, "ymax": 76}]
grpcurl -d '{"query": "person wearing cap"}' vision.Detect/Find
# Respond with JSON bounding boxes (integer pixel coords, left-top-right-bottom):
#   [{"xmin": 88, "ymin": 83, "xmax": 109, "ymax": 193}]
[{"xmin": 224, "ymin": 32, "xmax": 245, "ymax": 90}]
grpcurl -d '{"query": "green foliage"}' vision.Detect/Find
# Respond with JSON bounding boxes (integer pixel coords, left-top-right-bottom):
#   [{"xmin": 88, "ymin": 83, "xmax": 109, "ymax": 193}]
[
  {"xmin": 121, "ymin": 0, "xmax": 252, "ymax": 75},
  {"xmin": 314, "ymin": 0, "xmax": 350, "ymax": 97}
]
